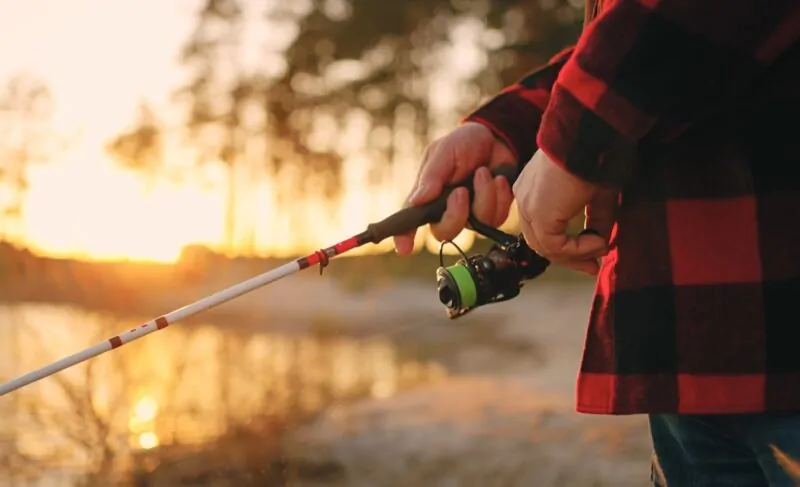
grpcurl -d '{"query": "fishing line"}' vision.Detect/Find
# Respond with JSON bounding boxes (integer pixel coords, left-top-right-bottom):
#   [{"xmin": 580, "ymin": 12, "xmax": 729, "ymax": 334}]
[{"xmin": 0, "ymin": 164, "xmax": 552, "ymax": 397}]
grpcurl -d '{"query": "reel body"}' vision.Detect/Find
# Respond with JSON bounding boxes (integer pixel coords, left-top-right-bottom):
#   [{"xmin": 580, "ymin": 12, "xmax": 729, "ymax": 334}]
[{"xmin": 435, "ymin": 219, "xmax": 550, "ymax": 319}]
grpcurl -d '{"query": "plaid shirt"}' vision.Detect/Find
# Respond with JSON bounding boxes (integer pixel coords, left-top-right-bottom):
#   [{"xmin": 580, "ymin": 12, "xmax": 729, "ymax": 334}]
[{"xmin": 466, "ymin": 0, "xmax": 800, "ymax": 415}]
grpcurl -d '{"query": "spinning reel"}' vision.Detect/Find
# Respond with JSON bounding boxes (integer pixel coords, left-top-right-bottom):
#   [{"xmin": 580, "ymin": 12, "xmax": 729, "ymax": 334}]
[{"xmin": 435, "ymin": 216, "xmax": 551, "ymax": 319}]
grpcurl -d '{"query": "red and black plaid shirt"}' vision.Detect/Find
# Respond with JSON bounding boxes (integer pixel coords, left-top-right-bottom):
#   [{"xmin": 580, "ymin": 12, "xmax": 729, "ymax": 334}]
[{"xmin": 466, "ymin": 0, "xmax": 800, "ymax": 415}]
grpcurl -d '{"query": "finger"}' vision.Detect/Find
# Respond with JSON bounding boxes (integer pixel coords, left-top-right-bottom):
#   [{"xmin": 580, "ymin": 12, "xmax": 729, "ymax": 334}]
[
  {"xmin": 573, "ymin": 233, "xmax": 609, "ymax": 259},
  {"xmin": 471, "ymin": 166, "xmax": 496, "ymax": 225},
  {"xmin": 584, "ymin": 213, "xmax": 615, "ymax": 241},
  {"xmin": 491, "ymin": 175, "xmax": 513, "ymax": 227},
  {"xmin": 392, "ymin": 230, "xmax": 416, "ymax": 255},
  {"xmin": 564, "ymin": 258, "xmax": 601, "ymax": 276},
  {"xmin": 540, "ymin": 232, "xmax": 608, "ymax": 262},
  {"xmin": 430, "ymin": 187, "xmax": 469, "ymax": 242}
]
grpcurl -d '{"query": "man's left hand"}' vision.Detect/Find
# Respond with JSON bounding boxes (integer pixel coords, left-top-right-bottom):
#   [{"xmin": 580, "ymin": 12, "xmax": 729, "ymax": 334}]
[{"xmin": 513, "ymin": 149, "xmax": 610, "ymax": 275}]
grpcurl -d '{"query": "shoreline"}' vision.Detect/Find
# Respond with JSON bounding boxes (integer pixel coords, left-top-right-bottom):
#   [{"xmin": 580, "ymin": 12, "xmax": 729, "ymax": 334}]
[
  {"xmin": 1, "ymin": 248, "xmax": 659, "ymax": 486},
  {"xmin": 1, "ymin": 240, "xmax": 593, "ymax": 340}
]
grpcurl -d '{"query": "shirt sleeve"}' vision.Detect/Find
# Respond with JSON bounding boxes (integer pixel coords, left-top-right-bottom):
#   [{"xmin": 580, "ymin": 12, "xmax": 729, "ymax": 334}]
[
  {"xmin": 463, "ymin": 46, "xmax": 575, "ymax": 167},
  {"xmin": 538, "ymin": 0, "xmax": 800, "ymax": 186}
]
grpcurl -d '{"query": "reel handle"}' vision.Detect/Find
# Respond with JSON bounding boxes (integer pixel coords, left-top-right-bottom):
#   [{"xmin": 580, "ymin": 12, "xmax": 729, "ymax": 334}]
[{"xmin": 363, "ymin": 164, "xmax": 519, "ymax": 244}]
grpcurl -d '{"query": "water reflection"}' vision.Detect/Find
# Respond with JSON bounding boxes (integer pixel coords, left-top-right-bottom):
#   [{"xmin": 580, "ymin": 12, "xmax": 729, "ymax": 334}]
[{"xmin": 0, "ymin": 303, "xmax": 446, "ymax": 486}]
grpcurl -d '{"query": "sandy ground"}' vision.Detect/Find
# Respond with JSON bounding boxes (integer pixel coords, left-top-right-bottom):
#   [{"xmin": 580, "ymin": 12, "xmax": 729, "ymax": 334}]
[
  {"xmin": 181, "ymin": 272, "xmax": 657, "ymax": 486},
  {"xmin": 6, "ymin": 260, "xmax": 656, "ymax": 486}
]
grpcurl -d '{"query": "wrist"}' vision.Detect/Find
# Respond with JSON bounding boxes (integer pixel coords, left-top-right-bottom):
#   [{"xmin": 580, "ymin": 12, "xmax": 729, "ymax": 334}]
[{"xmin": 462, "ymin": 117, "xmax": 520, "ymax": 166}]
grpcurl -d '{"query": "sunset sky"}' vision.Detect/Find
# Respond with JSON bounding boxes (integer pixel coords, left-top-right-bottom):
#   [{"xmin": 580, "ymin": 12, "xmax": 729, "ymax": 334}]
[{"xmin": 0, "ymin": 0, "xmax": 488, "ymax": 262}]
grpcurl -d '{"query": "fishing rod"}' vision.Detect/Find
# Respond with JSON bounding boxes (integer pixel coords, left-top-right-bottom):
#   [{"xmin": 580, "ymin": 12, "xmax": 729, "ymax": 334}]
[{"xmin": 0, "ymin": 164, "xmax": 552, "ymax": 397}]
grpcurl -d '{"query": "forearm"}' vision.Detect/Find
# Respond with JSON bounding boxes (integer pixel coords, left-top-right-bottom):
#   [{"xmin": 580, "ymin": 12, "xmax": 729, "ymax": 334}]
[{"xmin": 537, "ymin": 0, "xmax": 800, "ymax": 186}]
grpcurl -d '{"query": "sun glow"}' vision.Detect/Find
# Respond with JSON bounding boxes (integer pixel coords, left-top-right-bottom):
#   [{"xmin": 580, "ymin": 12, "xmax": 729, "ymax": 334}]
[
  {"xmin": 138, "ymin": 432, "xmax": 160, "ymax": 450},
  {"xmin": 132, "ymin": 395, "xmax": 159, "ymax": 423},
  {"xmin": 0, "ymin": 0, "xmax": 489, "ymax": 263},
  {"xmin": 17, "ymin": 150, "xmax": 426, "ymax": 262},
  {"xmin": 21, "ymin": 151, "xmax": 225, "ymax": 264},
  {"xmin": 18, "ymin": 146, "xmax": 492, "ymax": 262},
  {"xmin": 130, "ymin": 394, "xmax": 161, "ymax": 450}
]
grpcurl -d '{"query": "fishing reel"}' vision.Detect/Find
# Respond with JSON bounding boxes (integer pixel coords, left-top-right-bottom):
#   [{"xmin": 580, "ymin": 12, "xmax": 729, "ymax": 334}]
[{"xmin": 435, "ymin": 216, "xmax": 550, "ymax": 319}]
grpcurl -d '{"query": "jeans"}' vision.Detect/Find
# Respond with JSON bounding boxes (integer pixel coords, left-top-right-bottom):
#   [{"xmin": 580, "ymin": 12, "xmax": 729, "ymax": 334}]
[{"xmin": 650, "ymin": 413, "xmax": 800, "ymax": 486}]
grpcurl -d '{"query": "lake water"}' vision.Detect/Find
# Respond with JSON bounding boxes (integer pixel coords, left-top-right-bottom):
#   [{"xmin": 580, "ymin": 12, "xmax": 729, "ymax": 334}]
[{"xmin": 0, "ymin": 303, "xmax": 447, "ymax": 486}]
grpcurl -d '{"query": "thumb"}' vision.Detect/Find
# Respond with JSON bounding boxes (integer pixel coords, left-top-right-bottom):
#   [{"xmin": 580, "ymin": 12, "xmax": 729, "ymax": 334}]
[
  {"xmin": 570, "ymin": 228, "xmax": 608, "ymax": 276},
  {"xmin": 408, "ymin": 179, "xmax": 446, "ymax": 206},
  {"xmin": 569, "ymin": 258, "xmax": 602, "ymax": 276},
  {"xmin": 408, "ymin": 143, "xmax": 457, "ymax": 206},
  {"xmin": 394, "ymin": 164, "xmax": 449, "ymax": 254},
  {"xmin": 559, "ymin": 232, "xmax": 609, "ymax": 261}
]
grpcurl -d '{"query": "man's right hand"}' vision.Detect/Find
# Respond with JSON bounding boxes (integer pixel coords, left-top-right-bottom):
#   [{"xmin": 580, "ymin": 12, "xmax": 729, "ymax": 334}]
[{"xmin": 392, "ymin": 122, "xmax": 518, "ymax": 255}]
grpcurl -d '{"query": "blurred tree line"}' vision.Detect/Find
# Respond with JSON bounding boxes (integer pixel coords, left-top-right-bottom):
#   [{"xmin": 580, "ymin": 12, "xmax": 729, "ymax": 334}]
[
  {"xmin": 106, "ymin": 0, "xmax": 583, "ymax": 251},
  {"xmin": 0, "ymin": 74, "xmax": 62, "ymax": 242}
]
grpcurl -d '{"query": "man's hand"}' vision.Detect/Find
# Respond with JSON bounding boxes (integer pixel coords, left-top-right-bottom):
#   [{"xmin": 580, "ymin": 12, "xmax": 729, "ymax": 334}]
[
  {"xmin": 513, "ymin": 149, "xmax": 610, "ymax": 275},
  {"xmin": 393, "ymin": 122, "xmax": 517, "ymax": 255}
]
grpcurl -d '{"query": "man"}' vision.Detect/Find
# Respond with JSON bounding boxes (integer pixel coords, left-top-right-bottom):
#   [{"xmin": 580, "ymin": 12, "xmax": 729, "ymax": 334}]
[{"xmin": 393, "ymin": 1, "xmax": 800, "ymax": 485}]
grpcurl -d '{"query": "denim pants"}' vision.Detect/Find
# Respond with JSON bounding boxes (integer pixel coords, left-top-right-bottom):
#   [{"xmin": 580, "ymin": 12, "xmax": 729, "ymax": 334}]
[{"xmin": 650, "ymin": 413, "xmax": 800, "ymax": 486}]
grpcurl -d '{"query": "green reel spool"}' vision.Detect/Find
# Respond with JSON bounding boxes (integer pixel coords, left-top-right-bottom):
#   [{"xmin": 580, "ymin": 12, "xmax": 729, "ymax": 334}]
[
  {"xmin": 445, "ymin": 264, "xmax": 477, "ymax": 308},
  {"xmin": 434, "ymin": 219, "xmax": 553, "ymax": 319},
  {"xmin": 436, "ymin": 262, "xmax": 478, "ymax": 317}
]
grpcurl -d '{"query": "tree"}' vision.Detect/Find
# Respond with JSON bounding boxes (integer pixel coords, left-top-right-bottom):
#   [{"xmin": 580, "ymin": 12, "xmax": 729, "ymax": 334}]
[
  {"xmin": 261, "ymin": 0, "xmax": 449, "ymax": 189},
  {"xmin": 175, "ymin": 0, "xmax": 248, "ymax": 254},
  {"xmin": 260, "ymin": 0, "xmax": 583, "ymax": 189},
  {"xmin": 0, "ymin": 75, "xmax": 57, "ymax": 240},
  {"xmin": 471, "ymin": 0, "xmax": 583, "ymax": 94},
  {"xmin": 105, "ymin": 102, "xmax": 164, "ymax": 192},
  {"xmin": 172, "ymin": 0, "xmax": 583, "ymax": 254},
  {"xmin": 257, "ymin": 0, "xmax": 583, "ymax": 239}
]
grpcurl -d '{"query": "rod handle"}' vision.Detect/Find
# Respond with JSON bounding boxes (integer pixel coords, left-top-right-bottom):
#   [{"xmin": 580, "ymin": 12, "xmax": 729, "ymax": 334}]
[{"xmin": 364, "ymin": 164, "xmax": 518, "ymax": 244}]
